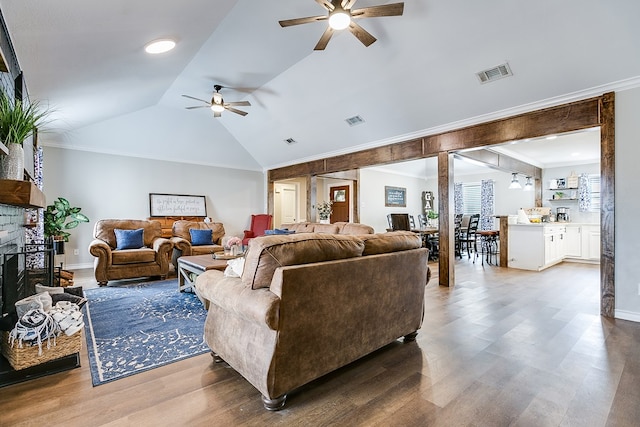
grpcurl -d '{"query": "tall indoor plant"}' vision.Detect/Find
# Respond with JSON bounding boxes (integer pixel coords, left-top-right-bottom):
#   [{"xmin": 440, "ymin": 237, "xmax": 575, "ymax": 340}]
[
  {"xmin": 0, "ymin": 92, "xmax": 49, "ymax": 180},
  {"xmin": 44, "ymin": 197, "xmax": 90, "ymax": 244}
]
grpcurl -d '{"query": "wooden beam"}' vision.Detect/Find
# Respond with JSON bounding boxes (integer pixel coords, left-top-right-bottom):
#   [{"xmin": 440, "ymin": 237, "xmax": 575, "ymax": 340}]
[
  {"xmin": 600, "ymin": 92, "xmax": 615, "ymax": 317},
  {"xmin": 438, "ymin": 152, "xmax": 454, "ymax": 287}
]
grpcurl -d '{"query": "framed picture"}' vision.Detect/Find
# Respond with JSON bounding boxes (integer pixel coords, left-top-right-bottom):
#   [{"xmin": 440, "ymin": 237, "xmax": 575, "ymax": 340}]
[
  {"xmin": 333, "ymin": 189, "xmax": 346, "ymax": 202},
  {"xmin": 385, "ymin": 186, "xmax": 406, "ymax": 207},
  {"xmin": 149, "ymin": 193, "xmax": 207, "ymax": 217}
]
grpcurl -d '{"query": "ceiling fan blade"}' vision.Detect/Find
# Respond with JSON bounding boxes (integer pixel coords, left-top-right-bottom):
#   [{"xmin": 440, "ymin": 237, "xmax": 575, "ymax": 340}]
[
  {"xmin": 225, "ymin": 107, "xmax": 248, "ymax": 117},
  {"xmin": 314, "ymin": 26, "xmax": 335, "ymax": 50},
  {"xmin": 352, "ymin": 3, "xmax": 404, "ymax": 18},
  {"xmin": 342, "ymin": 0, "xmax": 357, "ymax": 10},
  {"xmin": 316, "ymin": 0, "xmax": 334, "ymax": 11},
  {"xmin": 279, "ymin": 15, "xmax": 327, "ymax": 27},
  {"xmin": 185, "ymin": 105, "xmax": 210, "ymax": 109},
  {"xmin": 213, "ymin": 111, "xmax": 222, "ymax": 118},
  {"xmin": 348, "ymin": 21, "xmax": 376, "ymax": 47},
  {"xmin": 181, "ymin": 94, "xmax": 210, "ymax": 104},
  {"xmin": 225, "ymin": 101, "xmax": 251, "ymax": 107}
]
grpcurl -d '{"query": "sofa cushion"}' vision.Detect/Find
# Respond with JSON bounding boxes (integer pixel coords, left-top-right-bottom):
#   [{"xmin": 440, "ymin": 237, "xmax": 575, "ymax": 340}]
[
  {"xmin": 359, "ymin": 231, "xmax": 422, "ymax": 255},
  {"xmin": 337, "ymin": 222, "xmax": 375, "ymax": 235},
  {"xmin": 112, "ymin": 247, "xmax": 156, "ymax": 264},
  {"xmin": 190, "ymin": 228, "xmax": 213, "ymax": 246},
  {"xmin": 242, "ymin": 233, "xmax": 365, "ymax": 289},
  {"xmin": 114, "ymin": 228, "xmax": 144, "ymax": 250},
  {"xmin": 312, "ymin": 224, "xmax": 340, "ymax": 234}
]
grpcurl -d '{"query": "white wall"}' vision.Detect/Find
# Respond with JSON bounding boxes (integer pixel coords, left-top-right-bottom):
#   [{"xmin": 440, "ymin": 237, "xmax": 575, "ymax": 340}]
[
  {"xmin": 359, "ymin": 168, "xmax": 431, "ymax": 233},
  {"xmin": 454, "ymin": 170, "xmax": 536, "ymax": 227},
  {"xmin": 615, "ymin": 86, "xmax": 640, "ymax": 321},
  {"xmin": 542, "ymin": 163, "xmax": 600, "ymax": 224},
  {"xmin": 43, "ymin": 147, "xmax": 265, "ymax": 269}
]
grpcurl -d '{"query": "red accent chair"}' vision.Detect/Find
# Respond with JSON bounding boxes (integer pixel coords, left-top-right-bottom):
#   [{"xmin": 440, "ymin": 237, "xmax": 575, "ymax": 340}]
[{"xmin": 242, "ymin": 214, "xmax": 273, "ymax": 246}]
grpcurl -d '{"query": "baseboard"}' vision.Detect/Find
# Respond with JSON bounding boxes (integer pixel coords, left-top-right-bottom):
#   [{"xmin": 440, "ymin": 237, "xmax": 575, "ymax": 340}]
[
  {"xmin": 614, "ymin": 310, "xmax": 640, "ymax": 323},
  {"xmin": 64, "ymin": 262, "xmax": 93, "ymax": 270}
]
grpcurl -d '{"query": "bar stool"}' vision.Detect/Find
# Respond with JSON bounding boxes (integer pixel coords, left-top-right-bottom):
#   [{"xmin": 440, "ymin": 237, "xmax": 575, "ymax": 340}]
[{"xmin": 476, "ymin": 230, "xmax": 499, "ymax": 265}]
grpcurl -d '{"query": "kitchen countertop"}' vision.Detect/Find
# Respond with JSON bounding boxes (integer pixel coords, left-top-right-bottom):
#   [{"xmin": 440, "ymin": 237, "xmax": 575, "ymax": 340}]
[{"xmin": 509, "ymin": 222, "xmax": 600, "ymax": 227}]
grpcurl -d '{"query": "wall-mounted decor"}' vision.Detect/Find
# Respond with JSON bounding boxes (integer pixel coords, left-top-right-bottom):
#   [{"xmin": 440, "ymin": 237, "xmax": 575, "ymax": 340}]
[
  {"xmin": 385, "ymin": 186, "xmax": 406, "ymax": 207},
  {"xmin": 149, "ymin": 193, "xmax": 207, "ymax": 217}
]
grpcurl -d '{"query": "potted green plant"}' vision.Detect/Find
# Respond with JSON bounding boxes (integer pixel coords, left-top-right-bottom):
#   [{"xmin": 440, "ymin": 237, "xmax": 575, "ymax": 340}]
[
  {"xmin": 44, "ymin": 197, "xmax": 90, "ymax": 248},
  {"xmin": 0, "ymin": 92, "xmax": 50, "ymax": 180}
]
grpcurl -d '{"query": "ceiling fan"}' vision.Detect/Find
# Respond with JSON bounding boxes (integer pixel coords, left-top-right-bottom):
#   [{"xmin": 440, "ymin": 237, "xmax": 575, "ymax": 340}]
[
  {"xmin": 182, "ymin": 85, "xmax": 251, "ymax": 117},
  {"xmin": 279, "ymin": 0, "xmax": 404, "ymax": 50}
]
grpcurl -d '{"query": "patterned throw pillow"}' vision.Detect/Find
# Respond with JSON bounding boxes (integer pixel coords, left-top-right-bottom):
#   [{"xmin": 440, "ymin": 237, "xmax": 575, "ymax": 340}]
[
  {"xmin": 114, "ymin": 228, "xmax": 144, "ymax": 250},
  {"xmin": 190, "ymin": 228, "xmax": 213, "ymax": 246}
]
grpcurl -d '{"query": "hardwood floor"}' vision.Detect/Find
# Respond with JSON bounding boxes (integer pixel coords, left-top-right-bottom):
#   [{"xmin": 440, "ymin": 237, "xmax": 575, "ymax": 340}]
[{"xmin": 1, "ymin": 261, "xmax": 639, "ymax": 426}]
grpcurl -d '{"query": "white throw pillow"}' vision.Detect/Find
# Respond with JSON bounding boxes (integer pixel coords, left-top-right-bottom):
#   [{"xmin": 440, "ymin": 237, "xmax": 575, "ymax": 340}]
[{"xmin": 224, "ymin": 257, "xmax": 245, "ymax": 278}]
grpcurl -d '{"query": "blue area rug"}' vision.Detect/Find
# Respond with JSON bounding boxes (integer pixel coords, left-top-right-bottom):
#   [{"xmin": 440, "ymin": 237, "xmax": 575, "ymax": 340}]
[{"xmin": 84, "ymin": 279, "xmax": 209, "ymax": 386}]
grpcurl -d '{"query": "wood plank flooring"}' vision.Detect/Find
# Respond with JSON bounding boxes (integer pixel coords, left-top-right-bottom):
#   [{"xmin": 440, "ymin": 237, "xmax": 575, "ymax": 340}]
[{"xmin": 1, "ymin": 261, "xmax": 639, "ymax": 426}]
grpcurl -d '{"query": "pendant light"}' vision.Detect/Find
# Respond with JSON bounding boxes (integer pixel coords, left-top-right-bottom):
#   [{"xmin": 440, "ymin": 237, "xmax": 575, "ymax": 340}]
[
  {"xmin": 523, "ymin": 176, "xmax": 533, "ymax": 191},
  {"xmin": 509, "ymin": 173, "xmax": 522, "ymax": 189}
]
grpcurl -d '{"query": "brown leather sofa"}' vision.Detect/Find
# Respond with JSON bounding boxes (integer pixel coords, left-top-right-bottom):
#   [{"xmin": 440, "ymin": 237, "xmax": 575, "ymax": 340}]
[
  {"xmin": 279, "ymin": 221, "xmax": 374, "ymax": 235},
  {"xmin": 170, "ymin": 220, "xmax": 225, "ymax": 268},
  {"xmin": 195, "ymin": 231, "xmax": 429, "ymax": 410},
  {"xmin": 88, "ymin": 219, "xmax": 173, "ymax": 286}
]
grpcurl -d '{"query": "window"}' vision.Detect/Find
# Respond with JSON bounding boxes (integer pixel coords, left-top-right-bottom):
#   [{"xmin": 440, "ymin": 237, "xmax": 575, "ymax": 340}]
[{"xmin": 462, "ymin": 182, "xmax": 481, "ymax": 215}]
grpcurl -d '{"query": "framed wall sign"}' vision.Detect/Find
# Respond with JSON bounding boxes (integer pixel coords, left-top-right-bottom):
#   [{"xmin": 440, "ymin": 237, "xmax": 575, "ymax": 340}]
[
  {"xmin": 149, "ymin": 193, "xmax": 207, "ymax": 217},
  {"xmin": 385, "ymin": 186, "xmax": 406, "ymax": 207}
]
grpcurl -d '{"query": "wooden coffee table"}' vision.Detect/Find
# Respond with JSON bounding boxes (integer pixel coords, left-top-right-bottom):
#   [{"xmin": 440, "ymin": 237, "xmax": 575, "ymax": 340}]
[{"xmin": 177, "ymin": 254, "xmax": 228, "ymax": 293}]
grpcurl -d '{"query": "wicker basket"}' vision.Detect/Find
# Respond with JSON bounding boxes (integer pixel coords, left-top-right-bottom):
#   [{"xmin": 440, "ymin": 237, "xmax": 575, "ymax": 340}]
[{"xmin": 1, "ymin": 330, "xmax": 82, "ymax": 370}]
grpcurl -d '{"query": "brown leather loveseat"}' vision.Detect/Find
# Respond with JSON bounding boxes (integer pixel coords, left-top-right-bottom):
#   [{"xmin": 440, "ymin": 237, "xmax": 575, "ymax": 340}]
[
  {"xmin": 88, "ymin": 219, "xmax": 173, "ymax": 286},
  {"xmin": 195, "ymin": 231, "xmax": 429, "ymax": 410}
]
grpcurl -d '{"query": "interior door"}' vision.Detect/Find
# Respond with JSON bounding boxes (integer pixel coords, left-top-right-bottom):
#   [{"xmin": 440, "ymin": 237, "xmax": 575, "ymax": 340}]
[
  {"xmin": 275, "ymin": 183, "xmax": 297, "ymax": 227},
  {"xmin": 330, "ymin": 185, "xmax": 349, "ymax": 223}
]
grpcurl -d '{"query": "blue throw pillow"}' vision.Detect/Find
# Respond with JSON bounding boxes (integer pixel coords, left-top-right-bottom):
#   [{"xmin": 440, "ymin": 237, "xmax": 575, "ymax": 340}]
[
  {"xmin": 114, "ymin": 228, "xmax": 144, "ymax": 250},
  {"xmin": 190, "ymin": 228, "xmax": 213, "ymax": 246},
  {"xmin": 264, "ymin": 228, "xmax": 295, "ymax": 235}
]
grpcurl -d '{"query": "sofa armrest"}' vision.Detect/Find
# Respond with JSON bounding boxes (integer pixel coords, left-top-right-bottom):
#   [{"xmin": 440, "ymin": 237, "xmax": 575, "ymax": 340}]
[
  {"xmin": 89, "ymin": 239, "xmax": 112, "ymax": 284},
  {"xmin": 170, "ymin": 236, "xmax": 192, "ymax": 255},
  {"xmin": 196, "ymin": 271, "xmax": 280, "ymax": 330},
  {"xmin": 243, "ymin": 230, "xmax": 255, "ymax": 239}
]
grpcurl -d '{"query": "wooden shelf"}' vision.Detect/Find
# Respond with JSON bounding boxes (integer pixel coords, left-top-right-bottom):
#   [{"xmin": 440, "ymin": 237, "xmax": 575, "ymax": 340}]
[{"xmin": 0, "ymin": 179, "xmax": 46, "ymax": 208}]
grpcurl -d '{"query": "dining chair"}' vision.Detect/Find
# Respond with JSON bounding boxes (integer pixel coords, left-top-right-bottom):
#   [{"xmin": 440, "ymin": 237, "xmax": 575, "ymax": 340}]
[
  {"xmin": 459, "ymin": 214, "xmax": 480, "ymax": 258},
  {"xmin": 409, "ymin": 215, "xmax": 416, "ymax": 229},
  {"xmin": 389, "ymin": 213, "xmax": 411, "ymax": 231}
]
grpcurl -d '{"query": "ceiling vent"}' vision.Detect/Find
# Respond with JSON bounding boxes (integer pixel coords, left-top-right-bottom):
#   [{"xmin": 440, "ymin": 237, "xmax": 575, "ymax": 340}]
[
  {"xmin": 284, "ymin": 137, "xmax": 297, "ymax": 145},
  {"xmin": 345, "ymin": 115, "xmax": 365, "ymax": 127},
  {"xmin": 476, "ymin": 62, "xmax": 513, "ymax": 84}
]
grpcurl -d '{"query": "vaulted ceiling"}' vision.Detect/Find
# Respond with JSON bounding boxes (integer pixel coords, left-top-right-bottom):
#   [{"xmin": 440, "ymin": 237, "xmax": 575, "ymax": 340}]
[{"xmin": 2, "ymin": 0, "xmax": 639, "ymax": 172}]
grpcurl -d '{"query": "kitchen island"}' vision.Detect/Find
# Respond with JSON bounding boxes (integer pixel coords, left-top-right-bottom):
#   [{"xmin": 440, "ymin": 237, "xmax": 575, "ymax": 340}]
[{"xmin": 508, "ymin": 223, "xmax": 600, "ymax": 271}]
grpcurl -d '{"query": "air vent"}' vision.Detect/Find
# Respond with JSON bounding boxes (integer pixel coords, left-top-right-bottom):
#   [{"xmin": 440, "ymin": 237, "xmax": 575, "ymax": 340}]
[
  {"xmin": 476, "ymin": 62, "xmax": 513, "ymax": 84},
  {"xmin": 284, "ymin": 137, "xmax": 297, "ymax": 145},
  {"xmin": 345, "ymin": 115, "xmax": 365, "ymax": 127}
]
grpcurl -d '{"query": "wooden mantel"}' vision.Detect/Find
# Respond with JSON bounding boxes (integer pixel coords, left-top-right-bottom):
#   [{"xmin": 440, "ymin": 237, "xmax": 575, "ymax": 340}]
[{"xmin": 0, "ymin": 179, "xmax": 46, "ymax": 208}]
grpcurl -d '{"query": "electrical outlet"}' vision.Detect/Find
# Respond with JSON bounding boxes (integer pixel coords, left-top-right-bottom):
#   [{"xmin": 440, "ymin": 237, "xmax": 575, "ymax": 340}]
[{"xmin": 73, "ymin": 249, "xmax": 79, "ymax": 256}]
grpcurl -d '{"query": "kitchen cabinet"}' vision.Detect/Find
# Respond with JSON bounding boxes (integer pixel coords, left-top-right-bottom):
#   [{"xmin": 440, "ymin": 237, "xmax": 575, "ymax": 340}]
[
  {"xmin": 582, "ymin": 225, "xmax": 601, "ymax": 260},
  {"xmin": 564, "ymin": 225, "xmax": 582, "ymax": 257},
  {"xmin": 508, "ymin": 224, "xmax": 566, "ymax": 271}
]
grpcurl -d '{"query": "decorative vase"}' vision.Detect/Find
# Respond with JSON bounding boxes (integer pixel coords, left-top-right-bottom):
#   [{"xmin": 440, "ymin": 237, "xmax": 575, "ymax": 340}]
[
  {"xmin": 0, "ymin": 143, "xmax": 25, "ymax": 180},
  {"xmin": 319, "ymin": 219, "xmax": 330, "ymax": 224}
]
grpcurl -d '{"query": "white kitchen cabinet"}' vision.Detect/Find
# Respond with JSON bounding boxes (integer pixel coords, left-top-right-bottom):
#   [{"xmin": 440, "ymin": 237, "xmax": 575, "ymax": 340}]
[
  {"xmin": 564, "ymin": 225, "xmax": 582, "ymax": 257},
  {"xmin": 509, "ymin": 224, "xmax": 565, "ymax": 271},
  {"xmin": 583, "ymin": 225, "xmax": 601, "ymax": 260}
]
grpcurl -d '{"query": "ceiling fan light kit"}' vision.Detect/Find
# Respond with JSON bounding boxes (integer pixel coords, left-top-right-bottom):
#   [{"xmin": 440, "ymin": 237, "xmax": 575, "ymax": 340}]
[
  {"xmin": 182, "ymin": 84, "xmax": 250, "ymax": 118},
  {"xmin": 279, "ymin": 0, "xmax": 404, "ymax": 50}
]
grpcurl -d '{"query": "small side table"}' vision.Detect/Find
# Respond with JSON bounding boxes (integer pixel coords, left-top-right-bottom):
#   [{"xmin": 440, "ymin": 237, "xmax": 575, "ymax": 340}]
[{"xmin": 177, "ymin": 255, "xmax": 228, "ymax": 292}]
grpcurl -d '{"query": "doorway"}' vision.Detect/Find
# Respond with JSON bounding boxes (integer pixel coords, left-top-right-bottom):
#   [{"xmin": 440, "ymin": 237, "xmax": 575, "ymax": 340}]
[{"xmin": 274, "ymin": 182, "xmax": 298, "ymax": 228}]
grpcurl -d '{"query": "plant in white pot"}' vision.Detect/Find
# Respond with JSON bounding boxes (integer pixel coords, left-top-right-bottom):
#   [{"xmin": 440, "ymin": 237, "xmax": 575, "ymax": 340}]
[
  {"xmin": 317, "ymin": 200, "xmax": 333, "ymax": 224},
  {"xmin": 0, "ymin": 92, "xmax": 50, "ymax": 180}
]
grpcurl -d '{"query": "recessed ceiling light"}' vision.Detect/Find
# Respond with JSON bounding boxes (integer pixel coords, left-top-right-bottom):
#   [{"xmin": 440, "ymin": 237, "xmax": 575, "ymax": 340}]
[
  {"xmin": 145, "ymin": 39, "xmax": 176, "ymax": 54},
  {"xmin": 571, "ymin": 152, "xmax": 581, "ymax": 157},
  {"xmin": 546, "ymin": 135, "xmax": 558, "ymax": 140}
]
